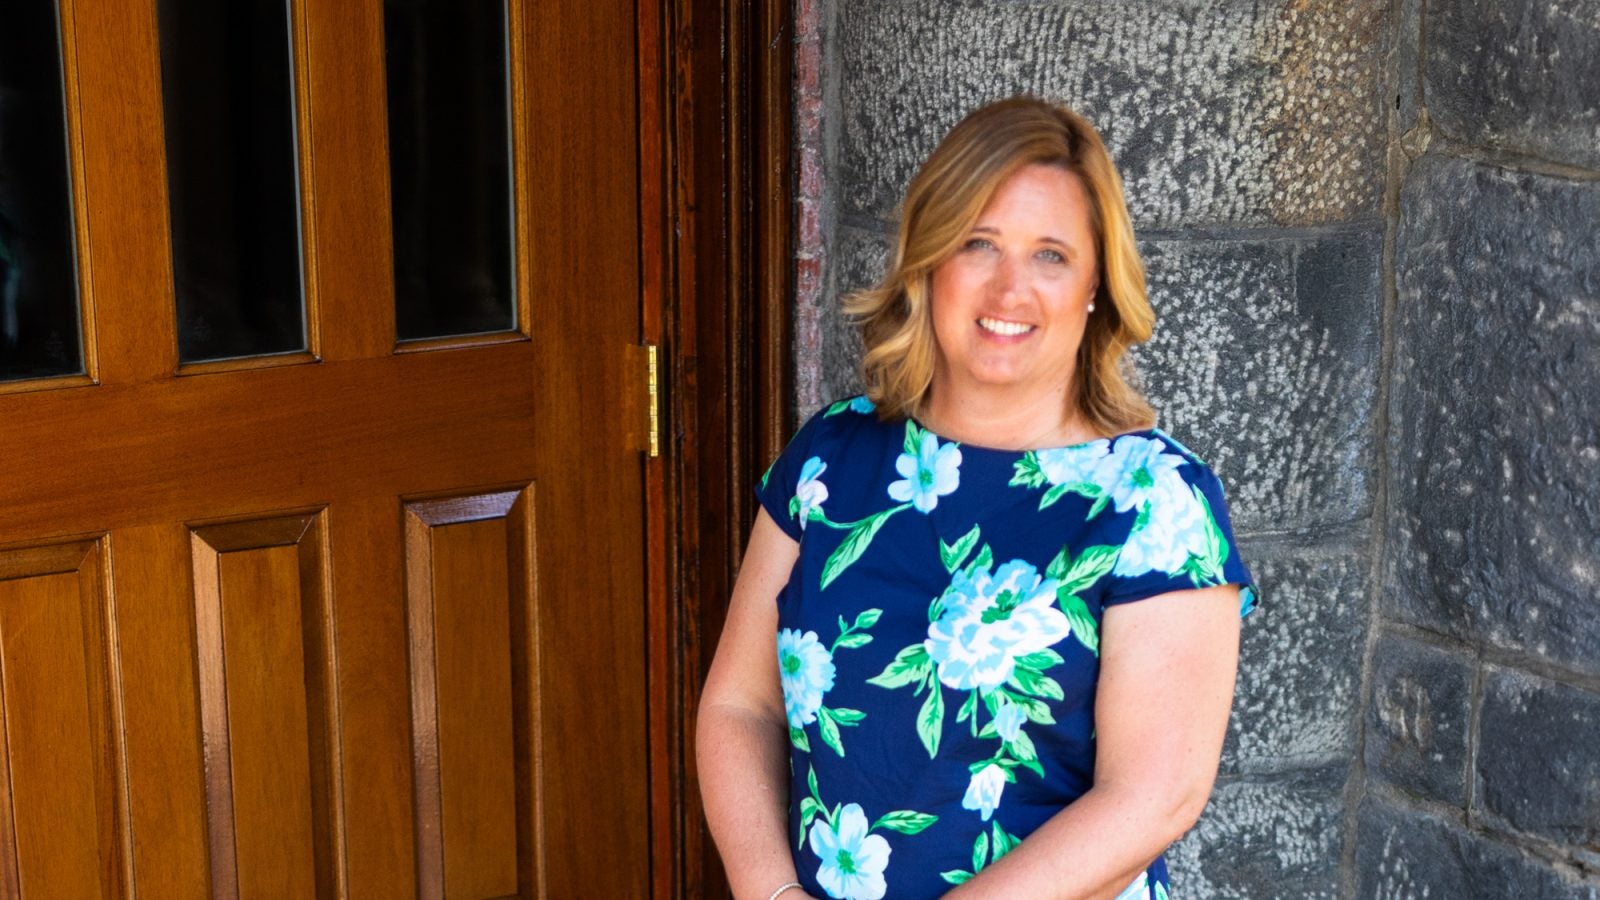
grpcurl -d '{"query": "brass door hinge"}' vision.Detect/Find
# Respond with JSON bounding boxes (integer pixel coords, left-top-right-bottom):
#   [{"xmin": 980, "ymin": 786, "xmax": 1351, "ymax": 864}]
[{"xmin": 645, "ymin": 343, "xmax": 660, "ymax": 458}]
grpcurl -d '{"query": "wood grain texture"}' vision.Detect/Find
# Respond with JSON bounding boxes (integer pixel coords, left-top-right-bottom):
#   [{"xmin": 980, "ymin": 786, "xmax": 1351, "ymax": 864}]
[
  {"xmin": 0, "ymin": 540, "xmax": 128, "ymax": 897},
  {"xmin": 191, "ymin": 515, "xmax": 340, "ymax": 898},
  {"xmin": 405, "ymin": 491, "xmax": 537, "ymax": 899}
]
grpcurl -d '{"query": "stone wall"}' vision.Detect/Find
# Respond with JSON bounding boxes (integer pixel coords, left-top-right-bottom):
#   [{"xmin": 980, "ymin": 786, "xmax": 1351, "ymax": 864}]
[{"xmin": 791, "ymin": 0, "xmax": 1600, "ymax": 895}]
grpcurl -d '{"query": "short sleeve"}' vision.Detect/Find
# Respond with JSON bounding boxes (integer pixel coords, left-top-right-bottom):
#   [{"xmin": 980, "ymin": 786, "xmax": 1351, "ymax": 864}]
[
  {"xmin": 754, "ymin": 406, "xmax": 834, "ymax": 542},
  {"xmin": 1100, "ymin": 462, "xmax": 1260, "ymax": 619}
]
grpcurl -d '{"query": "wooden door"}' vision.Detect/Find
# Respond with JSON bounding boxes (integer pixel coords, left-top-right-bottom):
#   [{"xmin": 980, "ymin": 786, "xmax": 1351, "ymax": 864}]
[{"xmin": 0, "ymin": 0, "xmax": 651, "ymax": 896}]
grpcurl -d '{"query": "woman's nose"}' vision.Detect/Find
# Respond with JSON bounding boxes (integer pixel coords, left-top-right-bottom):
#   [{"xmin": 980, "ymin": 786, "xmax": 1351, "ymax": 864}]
[{"xmin": 990, "ymin": 253, "xmax": 1025, "ymax": 300}]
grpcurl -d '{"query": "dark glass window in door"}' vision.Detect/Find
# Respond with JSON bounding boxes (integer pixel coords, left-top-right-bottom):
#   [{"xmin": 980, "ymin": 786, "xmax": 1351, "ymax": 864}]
[
  {"xmin": 385, "ymin": 0, "xmax": 516, "ymax": 342},
  {"xmin": 159, "ymin": 0, "xmax": 307, "ymax": 363},
  {"xmin": 0, "ymin": 1, "xmax": 84, "ymax": 383}
]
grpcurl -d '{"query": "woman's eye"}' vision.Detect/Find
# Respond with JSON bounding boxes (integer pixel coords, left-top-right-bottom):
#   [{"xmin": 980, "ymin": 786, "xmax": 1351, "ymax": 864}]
[
  {"xmin": 1037, "ymin": 248, "xmax": 1066, "ymax": 264},
  {"xmin": 963, "ymin": 237, "xmax": 994, "ymax": 252}
]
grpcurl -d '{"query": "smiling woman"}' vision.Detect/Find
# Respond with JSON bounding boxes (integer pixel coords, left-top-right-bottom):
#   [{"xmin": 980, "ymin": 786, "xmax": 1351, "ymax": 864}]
[{"xmin": 698, "ymin": 96, "xmax": 1259, "ymax": 900}]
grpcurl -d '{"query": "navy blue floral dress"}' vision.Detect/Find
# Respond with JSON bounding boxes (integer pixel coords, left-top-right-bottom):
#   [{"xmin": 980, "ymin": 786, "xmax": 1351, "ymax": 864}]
[{"xmin": 757, "ymin": 396, "xmax": 1258, "ymax": 900}]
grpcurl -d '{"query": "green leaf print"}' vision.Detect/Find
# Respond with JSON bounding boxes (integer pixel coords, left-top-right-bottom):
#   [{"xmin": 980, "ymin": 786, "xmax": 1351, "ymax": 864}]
[
  {"xmin": 852, "ymin": 608, "xmax": 883, "ymax": 631},
  {"xmin": 1039, "ymin": 480, "xmax": 1106, "ymax": 511},
  {"xmin": 1015, "ymin": 648, "xmax": 1065, "ymax": 670},
  {"xmin": 870, "ymin": 810, "xmax": 938, "ymax": 835},
  {"xmin": 834, "ymin": 632, "xmax": 872, "ymax": 650},
  {"xmin": 916, "ymin": 674, "xmax": 945, "ymax": 758},
  {"xmin": 940, "ymin": 524, "xmax": 981, "ymax": 573},
  {"xmin": 829, "ymin": 707, "xmax": 866, "ymax": 724},
  {"xmin": 867, "ymin": 644, "xmax": 930, "ymax": 689},
  {"xmin": 819, "ymin": 505, "xmax": 906, "ymax": 590},
  {"xmin": 817, "ymin": 707, "xmax": 844, "ymax": 756},
  {"xmin": 971, "ymin": 831, "xmax": 989, "ymax": 872},
  {"xmin": 1007, "ymin": 667, "xmax": 1064, "ymax": 702},
  {"xmin": 824, "ymin": 398, "xmax": 852, "ymax": 416},
  {"xmin": 798, "ymin": 796, "xmax": 823, "ymax": 849},
  {"xmin": 940, "ymin": 870, "xmax": 973, "ymax": 886},
  {"xmin": 942, "ymin": 824, "xmax": 1020, "ymax": 885},
  {"xmin": 903, "ymin": 419, "xmax": 924, "ymax": 456},
  {"xmin": 962, "ymin": 542, "xmax": 994, "ymax": 579},
  {"xmin": 1009, "ymin": 452, "xmax": 1048, "ymax": 489},
  {"xmin": 1006, "ymin": 728, "xmax": 1039, "ymax": 765},
  {"xmin": 1003, "ymin": 692, "xmax": 1056, "ymax": 726},
  {"xmin": 790, "ymin": 726, "xmax": 810, "ymax": 752},
  {"xmin": 1050, "ymin": 544, "xmax": 1120, "ymax": 596},
  {"xmin": 1058, "ymin": 593, "xmax": 1099, "ymax": 657},
  {"xmin": 990, "ymin": 822, "xmax": 1019, "ymax": 860},
  {"xmin": 957, "ymin": 689, "xmax": 978, "ymax": 730}
]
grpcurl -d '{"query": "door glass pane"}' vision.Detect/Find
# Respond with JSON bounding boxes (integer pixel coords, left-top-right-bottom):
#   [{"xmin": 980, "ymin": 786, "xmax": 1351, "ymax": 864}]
[
  {"xmin": 385, "ymin": 0, "xmax": 516, "ymax": 342},
  {"xmin": 0, "ymin": 1, "xmax": 84, "ymax": 383},
  {"xmin": 159, "ymin": 0, "xmax": 307, "ymax": 363}
]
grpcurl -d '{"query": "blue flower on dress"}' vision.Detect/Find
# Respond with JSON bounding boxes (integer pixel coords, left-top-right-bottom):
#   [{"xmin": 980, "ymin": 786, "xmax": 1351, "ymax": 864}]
[
  {"xmin": 888, "ymin": 431, "xmax": 962, "ymax": 513},
  {"xmin": 809, "ymin": 803, "xmax": 892, "ymax": 900},
  {"xmin": 961, "ymin": 763, "xmax": 1009, "ymax": 821},
  {"xmin": 849, "ymin": 395, "xmax": 876, "ymax": 414},
  {"xmin": 993, "ymin": 700, "xmax": 1026, "ymax": 743},
  {"xmin": 794, "ymin": 457, "xmax": 830, "ymax": 531},
  {"xmin": 1112, "ymin": 472, "xmax": 1209, "ymax": 577},
  {"xmin": 924, "ymin": 560, "xmax": 1071, "ymax": 690},
  {"xmin": 1035, "ymin": 440, "xmax": 1109, "ymax": 486},
  {"xmin": 1094, "ymin": 435, "xmax": 1187, "ymax": 514},
  {"xmin": 778, "ymin": 629, "xmax": 836, "ymax": 727}
]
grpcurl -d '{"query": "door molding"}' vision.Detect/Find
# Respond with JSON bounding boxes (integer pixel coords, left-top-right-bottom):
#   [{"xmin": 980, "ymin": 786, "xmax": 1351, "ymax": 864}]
[{"xmin": 643, "ymin": 0, "xmax": 793, "ymax": 894}]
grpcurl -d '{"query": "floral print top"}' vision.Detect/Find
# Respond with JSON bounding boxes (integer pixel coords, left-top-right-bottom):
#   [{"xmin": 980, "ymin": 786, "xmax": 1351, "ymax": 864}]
[{"xmin": 758, "ymin": 397, "xmax": 1258, "ymax": 900}]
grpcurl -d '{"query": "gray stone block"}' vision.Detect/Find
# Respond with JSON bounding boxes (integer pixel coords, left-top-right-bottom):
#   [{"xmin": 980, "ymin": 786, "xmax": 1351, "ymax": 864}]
[
  {"xmin": 1386, "ymin": 154, "xmax": 1600, "ymax": 675},
  {"xmin": 1426, "ymin": 0, "xmax": 1600, "ymax": 170},
  {"xmin": 1356, "ymin": 795, "xmax": 1600, "ymax": 898},
  {"xmin": 832, "ymin": 0, "xmax": 1392, "ymax": 228},
  {"xmin": 1476, "ymin": 667, "xmax": 1600, "ymax": 847},
  {"xmin": 1135, "ymin": 233, "xmax": 1381, "ymax": 534},
  {"xmin": 1224, "ymin": 546, "xmax": 1369, "ymax": 774},
  {"xmin": 1167, "ymin": 767, "xmax": 1347, "ymax": 899},
  {"xmin": 815, "ymin": 223, "xmax": 889, "ymax": 404},
  {"xmin": 1363, "ymin": 631, "xmax": 1474, "ymax": 806}
]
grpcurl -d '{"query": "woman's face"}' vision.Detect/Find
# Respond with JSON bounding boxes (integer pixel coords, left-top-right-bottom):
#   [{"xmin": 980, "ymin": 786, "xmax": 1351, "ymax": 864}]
[{"xmin": 929, "ymin": 163, "xmax": 1100, "ymax": 410}]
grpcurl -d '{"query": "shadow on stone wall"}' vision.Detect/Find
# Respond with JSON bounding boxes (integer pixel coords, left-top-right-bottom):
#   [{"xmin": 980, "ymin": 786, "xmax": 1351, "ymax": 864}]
[{"xmin": 796, "ymin": 0, "xmax": 1600, "ymax": 895}]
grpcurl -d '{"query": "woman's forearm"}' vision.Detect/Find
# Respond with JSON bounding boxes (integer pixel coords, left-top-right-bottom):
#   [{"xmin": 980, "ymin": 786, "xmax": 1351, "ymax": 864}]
[
  {"xmin": 943, "ymin": 780, "xmax": 1202, "ymax": 899},
  {"xmin": 697, "ymin": 701, "xmax": 802, "ymax": 899}
]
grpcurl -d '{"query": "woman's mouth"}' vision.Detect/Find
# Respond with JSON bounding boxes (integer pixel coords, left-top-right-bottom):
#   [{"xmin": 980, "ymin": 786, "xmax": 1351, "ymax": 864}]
[{"xmin": 977, "ymin": 317, "xmax": 1035, "ymax": 337}]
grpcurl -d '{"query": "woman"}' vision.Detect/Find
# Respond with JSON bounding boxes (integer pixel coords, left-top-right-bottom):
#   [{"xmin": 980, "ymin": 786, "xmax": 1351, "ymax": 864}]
[{"xmin": 698, "ymin": 96, "xmax": 1257, "ymax": 900}]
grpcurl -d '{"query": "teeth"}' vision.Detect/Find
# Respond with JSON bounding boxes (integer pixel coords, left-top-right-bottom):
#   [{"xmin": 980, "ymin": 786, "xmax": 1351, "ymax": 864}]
[{"xmin": 978, "ymin": 317, "xmax": 1034, "ymax": 336}]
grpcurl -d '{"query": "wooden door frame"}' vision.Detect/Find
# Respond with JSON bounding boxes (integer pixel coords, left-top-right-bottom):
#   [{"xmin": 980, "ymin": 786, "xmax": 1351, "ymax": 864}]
[{"xmin": 640, "ymin": 0, "xmax": 793, "ymax": 894}]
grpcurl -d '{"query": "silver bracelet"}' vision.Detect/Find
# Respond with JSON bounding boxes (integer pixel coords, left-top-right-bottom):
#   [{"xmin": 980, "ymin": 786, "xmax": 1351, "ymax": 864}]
[{"xmin": 765, "ymin": 881, "xmax": 802, "ymax": 900}]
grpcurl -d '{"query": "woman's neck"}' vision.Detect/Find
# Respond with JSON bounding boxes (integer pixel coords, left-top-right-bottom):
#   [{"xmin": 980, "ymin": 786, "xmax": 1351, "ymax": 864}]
[{"xmin": 918, "ymin": 385, "xmax": 1096, "ymax": 451}]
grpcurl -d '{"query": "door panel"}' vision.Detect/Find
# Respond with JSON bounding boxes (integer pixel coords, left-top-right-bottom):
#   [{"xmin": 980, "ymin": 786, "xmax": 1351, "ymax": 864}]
[{"xmin": 0, "ymin": 0, "xmax": 652, "ymax": 895}]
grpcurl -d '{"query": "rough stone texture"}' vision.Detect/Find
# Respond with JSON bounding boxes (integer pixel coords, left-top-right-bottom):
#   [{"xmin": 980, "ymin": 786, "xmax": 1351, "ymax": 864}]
[
  {"xmin": 1362, "ymin": 631, "xmax": 1474, "ymax": 806},
  {"xmin": 1426, "ymin": 0, "xmax": 1600, "ymax": 170},
  {"xmin": 833, "ymin": 0, "xmax": 1392, "ymax": 228},
  {"xmin": 1223, "ymin": 545, "xmax": 1369, "ymax": 773},
  {"xmin": 1386, "ymin": 154, "xmax": 1600, "ymax": 676},
  {"xmin": 812, "ymin": 222, "xmax": 887, "ymax": 409},
  {"xmin": 1167, "ymin": 767, "xmax": 1347, "ymax": 899},
  {"xmin": 1476, "ymin": 667, "xmax": 1600, "ymax": 848},
  {"xmin": 1135, "ymin": 233, "xmax": 1381, "ymax": 534},
  {"xmin": 1356, "ymin": 796, "xmax": 1600, "ymax": 899}
]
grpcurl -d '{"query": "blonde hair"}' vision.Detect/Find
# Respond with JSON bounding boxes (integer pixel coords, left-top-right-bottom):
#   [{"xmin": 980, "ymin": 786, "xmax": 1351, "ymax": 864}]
[{"xmin": 844, "ymin": 96, "xmax": 1156, "ymax": 436}]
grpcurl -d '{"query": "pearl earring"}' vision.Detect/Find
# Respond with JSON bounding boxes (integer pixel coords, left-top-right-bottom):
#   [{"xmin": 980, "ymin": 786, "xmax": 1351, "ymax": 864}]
[{"xmin": 1087, "ymin": 303, "xmax": 1096, "ymax": 312}]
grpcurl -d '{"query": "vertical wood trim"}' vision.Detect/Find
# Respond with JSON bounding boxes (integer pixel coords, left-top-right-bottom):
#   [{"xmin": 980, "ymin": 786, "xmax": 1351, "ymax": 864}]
[
  {"xmin": 402, "ymin": 509, "xmax": 445, "ymax": 900},
  {"xmin": 302, "ymin": 0, "xmax": 397, "ymax": 360},
  {"xmin": 0, "ymin": 655, "xmax": 20, "ymax": 897},
  {"xmin": 507, "ymin": 489, "xmax": 546, "ymax": 899},
  {"xmin": 68, "ymin": 0, "xmax": 179, "ymax": 383},
  {"xmin": 191, "ymin": 513, "xmax": 338, "ymax": 899},
  {"xmin": 54, "ymin": 0, "xmax": 102, "ymax": 384},
  {"xmin": 288, "ymin": 0, "xmax": 323, "ymax": 360},
  {"xmin": 507, "ymin": 0, "xmax": 534, "ymax": 341}
]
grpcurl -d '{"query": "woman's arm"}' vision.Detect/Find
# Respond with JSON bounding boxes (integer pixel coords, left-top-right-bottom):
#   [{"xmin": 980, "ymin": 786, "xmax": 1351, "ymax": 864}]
[
  {"xmin": 698, "ymin": 509, "xmax": 816, "ymax": 899},
  {"xmin": 945, "ymin": 583, "xmax": 1242, "ymax": 899}
]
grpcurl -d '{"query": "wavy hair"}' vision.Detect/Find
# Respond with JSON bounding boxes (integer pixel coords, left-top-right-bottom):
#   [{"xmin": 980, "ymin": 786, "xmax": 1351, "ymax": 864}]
[{"xmin": 844, "ymin": 96, "xmax": 1156, "ymax": 436}]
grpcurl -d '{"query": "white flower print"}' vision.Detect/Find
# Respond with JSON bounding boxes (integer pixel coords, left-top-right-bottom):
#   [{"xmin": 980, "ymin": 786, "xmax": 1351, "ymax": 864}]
[
  {"xmin": 925, "ymin": 560, "xmax": 1071, "ymax": 690},
  {"xmin": 1113, "ymin": 470, "xmax": 1209, "ymax": 577},
  {"xmin": 961, "ymin": 763, "xmax": 1009, "ymax": 821},
  {"xmin": 794, "ymin": 456, "xmax": 830, "ymax": 531},
  {"xmin": 1111, "ymin": 870, "xmax": 1152, "ymax": 900},
  {"xmin": 1035, "ymin": 440, "xmax": 1109, "ymax": 486},
  {"xmin": 809, "ymin": 803, "xmax": 892, "ymax": 900},
  {"xmin": 993, "ymin": 699, "xmax": 1027, "ymax": 743},
  {"xmin": 888, "ymin": 431, "xmax": 962, "ymax": 513},
  {"xmin": 778, "ymin": 629, "xmax": 836, "ymax": 727},
  {"xmin": 1094, "ymin": 435, "xmax": 1187, "ymax": 514}
]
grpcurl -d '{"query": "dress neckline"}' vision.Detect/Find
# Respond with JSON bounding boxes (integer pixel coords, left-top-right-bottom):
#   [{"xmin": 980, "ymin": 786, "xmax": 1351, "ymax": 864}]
[{"xmin": 904, "ymin": 414, "xmax": 1155, "ymax": 456}]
